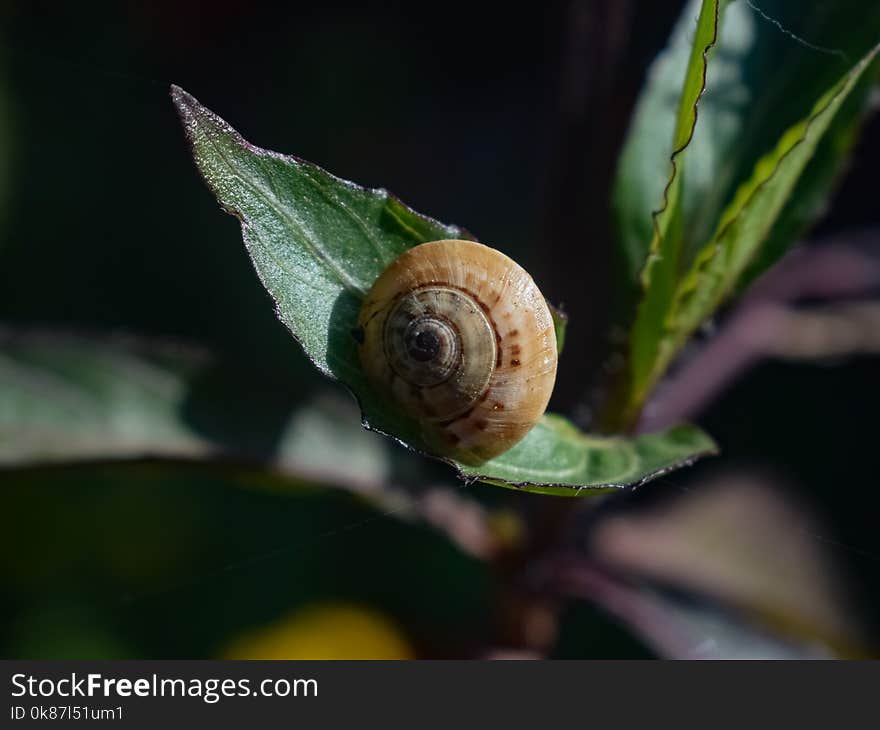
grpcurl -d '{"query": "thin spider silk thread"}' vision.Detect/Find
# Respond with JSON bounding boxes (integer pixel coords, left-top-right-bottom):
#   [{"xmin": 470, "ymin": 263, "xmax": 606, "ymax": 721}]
[{"xmin": 744, "ymin": 0, "xmax": 849, "ymax": 61}]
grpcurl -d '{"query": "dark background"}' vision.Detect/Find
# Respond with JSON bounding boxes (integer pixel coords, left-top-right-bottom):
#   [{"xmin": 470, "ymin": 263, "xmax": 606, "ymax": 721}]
[{"xmin": 0, "ymin": 0, "xmax": 877, "ymax": 658}]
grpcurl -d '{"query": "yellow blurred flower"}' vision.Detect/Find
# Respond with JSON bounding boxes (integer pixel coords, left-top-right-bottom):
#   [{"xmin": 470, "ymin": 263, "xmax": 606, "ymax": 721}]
[{"xmin": 221, "ymin": 602, "xmax": 414, "ymax": 660}]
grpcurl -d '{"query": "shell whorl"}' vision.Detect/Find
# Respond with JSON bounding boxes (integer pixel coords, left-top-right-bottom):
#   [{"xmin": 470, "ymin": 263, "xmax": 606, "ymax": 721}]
[
  {"xmin": 357, "ymin": 239, "xmax": 557, "ymax": 465},
  {"xmin": 382, "ymin": 286, "xmax": 497, "ymax": 419}
]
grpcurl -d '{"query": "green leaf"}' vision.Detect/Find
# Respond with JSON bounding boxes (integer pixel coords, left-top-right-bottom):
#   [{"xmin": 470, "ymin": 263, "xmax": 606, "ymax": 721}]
[
  {"xmin": 0, "ymin": 331, "xmax": 530, "ymax": 560},
  {"xmin": 606, "ymin": 0, "xmax": 724, "ymax": 429},
  {"xmin": 458, "ymin": 416, "xmax": 715, "ymax": 497},
  {"xmin": 741, "ymin": 58, "xmax": 880, "ymax": 286},
  {"xmin": 548, "ymin": 302, "xmax": 568, "ymax": 355},
  {"xmin": 0, "ymin": 331, "xmax": 716, "ymax": 500},
  {"xmin": 613, "ymin": 0, "xmax": 725, "ymax": 290},
  {"xmin": 172, "ymin": 86, "xmax": 715, "ymax": 493},
  {"xmin": 618, "ymin": 43, "xmax": 880, "ymax": 424},
  {"xmin": 0, "ymin": 330, "xmax": 395, "ymax": 490},
  {"xmin": 672, "ymin": 45, "xmax": 880, "ymax": 343},
  {"xmin": 701, "ymin": 1, "xmax": 880, "ymax": 287},
  {"xmin": 626, "ymin": 0, "xmax": 723, "ymax": 414},
  {"xmin": 608, "ymin": 0, "xmax": 880, "ymax": 428},
  {"xmin": 614, "ymin": 0, "xmax": 880, "ymax": 293}
]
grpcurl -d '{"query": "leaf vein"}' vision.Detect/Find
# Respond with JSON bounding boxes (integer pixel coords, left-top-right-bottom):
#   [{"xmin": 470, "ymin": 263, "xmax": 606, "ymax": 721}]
[{"xmin": 203, "ymin": 134, "xmax": 366, "ymax": 295}]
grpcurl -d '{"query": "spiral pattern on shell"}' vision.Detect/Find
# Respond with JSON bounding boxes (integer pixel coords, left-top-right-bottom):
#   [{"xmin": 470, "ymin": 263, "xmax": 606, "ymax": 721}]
[{"xmin": 357, "ymin": 239, "xmax": 558, "ymax": 465}]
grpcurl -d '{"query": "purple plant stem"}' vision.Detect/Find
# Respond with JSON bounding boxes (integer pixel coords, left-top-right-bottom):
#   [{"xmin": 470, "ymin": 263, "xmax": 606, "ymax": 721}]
[{"xmin": 639, "ymin": 231, "xmax": 880, "ymax": 432}]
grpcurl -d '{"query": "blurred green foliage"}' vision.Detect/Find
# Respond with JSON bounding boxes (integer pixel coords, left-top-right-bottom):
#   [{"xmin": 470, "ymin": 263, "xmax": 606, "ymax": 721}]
[
  {"xmin": 0, "ymin": 0, "xmax": 878, "ymax": 658},
  {"xmin": 0, "ymin": 466, "xmax": 493, "ymax": 659}
]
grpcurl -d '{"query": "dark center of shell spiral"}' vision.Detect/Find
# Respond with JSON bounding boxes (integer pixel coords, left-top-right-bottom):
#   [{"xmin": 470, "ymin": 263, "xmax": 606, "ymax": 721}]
[
  {"xmin": 382, "ymin": 287, "xmax": 497, "ymax": 418},
  {"xmin": 408, "ymin": 328, "xmax": 442, "ymax": 362},
  {"xmin": 387, "ymin": 312, "xmax": 460, "ymax": 387}
]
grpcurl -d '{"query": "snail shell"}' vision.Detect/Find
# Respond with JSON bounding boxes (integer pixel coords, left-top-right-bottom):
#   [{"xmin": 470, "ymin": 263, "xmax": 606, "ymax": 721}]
[{"xmin": 357, "ymin": 239, "xmax": 557, "ymax": 465}]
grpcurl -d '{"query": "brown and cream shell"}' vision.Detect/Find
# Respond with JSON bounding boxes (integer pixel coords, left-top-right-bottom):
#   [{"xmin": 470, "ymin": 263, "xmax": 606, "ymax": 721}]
[{"xmin": 357, "ymin": 239, "xmax": 557, "ymax": 465}]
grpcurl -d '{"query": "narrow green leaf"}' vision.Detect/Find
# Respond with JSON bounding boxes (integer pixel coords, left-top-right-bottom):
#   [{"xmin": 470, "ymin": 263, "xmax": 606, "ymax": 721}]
[
  {"xmin": 172, "ymin": 87, "xmax": 715, "ymax": 493},
  {"xmin": 605, "ymin": 0, "xmax": 723, "ymax": 429},
  {"xmin": 613, "ymin": 0, "xmax": 724, "ymax": 288},
  {"xmin": 741, "ymin": 58, "xmax": 880, "ymax": 286},
  {"xmin": 614, "ymin": 0, "xmax": 880, "ymax": 292},
  {"xmin": 623, "ymin": 43, "xmax": 880, "ymax": 417},
  {"xmin": 671, "ymin": 45, "xmax": 880, "ymax": 346},
  {"xmin": 628, "ymin": 0, "xmax": 722, "ymax": 409}
]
